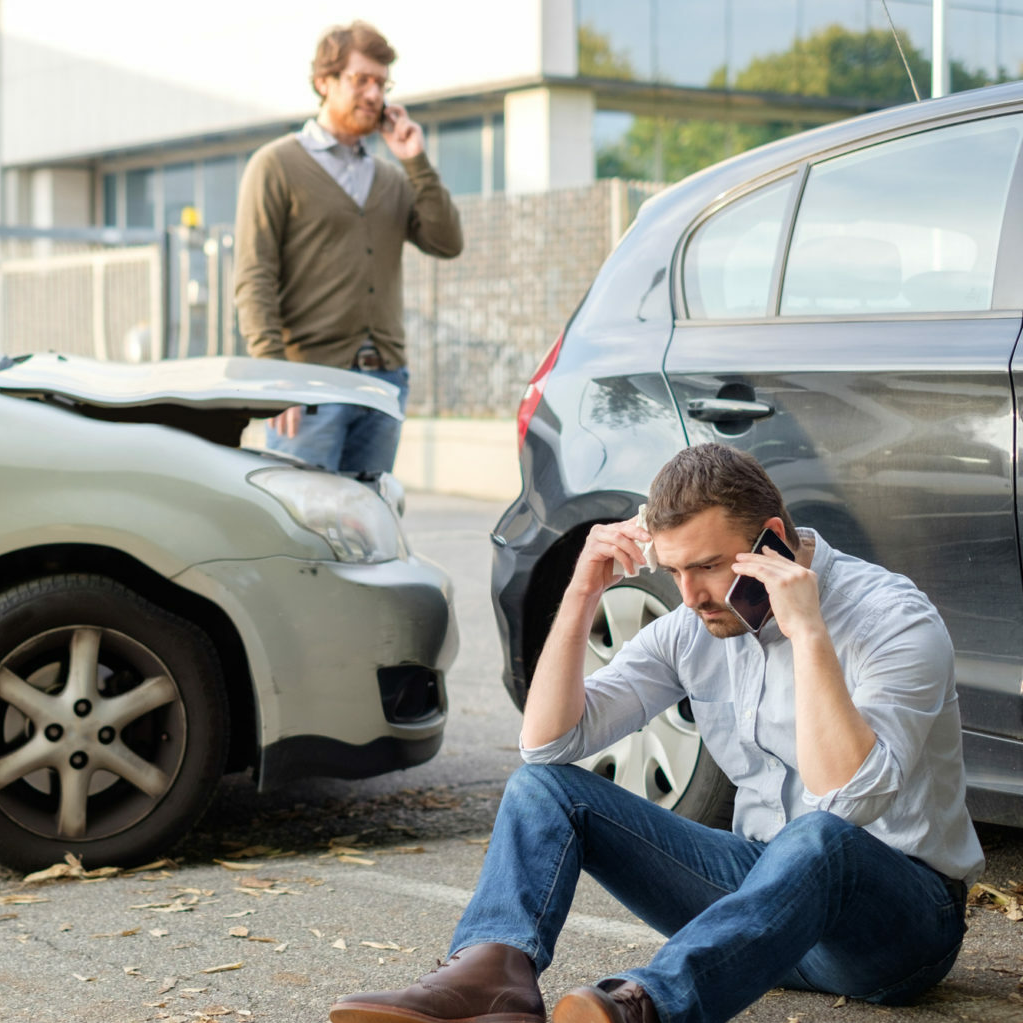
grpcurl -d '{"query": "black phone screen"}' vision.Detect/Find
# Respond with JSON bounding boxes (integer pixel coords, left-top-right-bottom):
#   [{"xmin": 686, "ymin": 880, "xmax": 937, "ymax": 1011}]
[{"xmin": 724, "ymin": 528, "xmax": 796, "ymax": 634}]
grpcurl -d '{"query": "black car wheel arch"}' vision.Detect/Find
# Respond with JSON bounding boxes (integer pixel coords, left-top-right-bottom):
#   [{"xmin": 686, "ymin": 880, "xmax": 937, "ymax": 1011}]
[{"xmin": 0, "ymin": 574, "xmax": 228, "ymax": 871}]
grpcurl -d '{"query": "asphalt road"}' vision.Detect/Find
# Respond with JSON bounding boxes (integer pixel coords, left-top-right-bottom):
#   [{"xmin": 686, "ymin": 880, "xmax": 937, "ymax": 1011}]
[{"xmin": 0, "ymin": 492, "xmax": 1021, "ymax": 1023}]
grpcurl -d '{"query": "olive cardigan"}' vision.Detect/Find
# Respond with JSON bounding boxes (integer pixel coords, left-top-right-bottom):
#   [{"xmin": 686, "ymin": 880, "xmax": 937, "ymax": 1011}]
[{"xmin": 234, "ymin": 136, "xmax": 463, "ymax": 370}]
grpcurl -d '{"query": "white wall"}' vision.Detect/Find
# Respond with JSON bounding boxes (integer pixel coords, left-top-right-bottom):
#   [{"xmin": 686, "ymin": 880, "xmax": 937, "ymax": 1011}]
[{"xmin": 1, "ymin": 0, "xmax": 567, "ymax": 166}]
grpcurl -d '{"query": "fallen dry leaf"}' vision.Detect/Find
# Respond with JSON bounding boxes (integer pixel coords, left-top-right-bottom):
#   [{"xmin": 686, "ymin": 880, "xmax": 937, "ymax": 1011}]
[
  {"xmin": 149, "ymin": 928, "xmax": 169, "ymax": 937},
  {"xmin": 376, "ymin": 846, "xmax": 426, "ymax": 856},
  {"xmin": 361, "ymin": 940, "xmax": 401, "ymax": 951},
  {"xmin": 0, "ymin": 894, "xmax": 48, "ymax": 905},
  {"xmin": 229, "ymin": 926, "xmax": 250, "ymax": 938},
  {"xmin": 335, "ymin": 854, "xmax": 376, "ymax": 866},
  {"xmin": 238, "ymin": 876, "xmax": 276, "ymax": 889},
  {"xmin": 91, "ymin": 927, "xmax": 141, "ymax": 938},
  {"xmin": 72, "ymin": 973, "xmax": 96, "ymax": 982},
  {"xmin": 157, "ymin": 977, "xmax": 178, "ymax": 994},
  {"xmin": 332, "ymin": 938, "xmax": 348, "ymax": 950},
  {"xmin": 200, "ymin": 962, "xmax": 244, "ymax": 974},
  {"xmin": 213, "ymin": 858, "xmax": 262, "ymax": 871}
]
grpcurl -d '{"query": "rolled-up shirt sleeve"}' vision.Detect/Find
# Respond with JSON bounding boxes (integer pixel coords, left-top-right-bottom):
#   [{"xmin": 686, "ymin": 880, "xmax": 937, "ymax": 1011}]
[{"xmin": 801, "ymin": 599, "xmax": 955, "ymax": 827}]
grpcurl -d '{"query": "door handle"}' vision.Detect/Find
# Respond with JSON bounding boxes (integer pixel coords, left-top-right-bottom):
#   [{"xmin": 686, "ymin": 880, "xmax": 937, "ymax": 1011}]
[{"xmin": 686, "ymin": 398, "xmax": 774, "ymax": 423}]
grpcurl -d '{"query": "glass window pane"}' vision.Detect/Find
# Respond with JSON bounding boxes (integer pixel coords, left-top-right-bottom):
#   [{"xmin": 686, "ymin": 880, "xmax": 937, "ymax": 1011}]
[
  {"xmin": 492, "ymin": 115, "xmax": 505, "ymax": 193},
  {"xmin": 683, "ymin": 176, "xmax": 793, "ymax": 318},
  {"xmin": 202, "ymin": 156, "xmax": 239, "ymax": 227},
  {"xmin": 126, "ymin": 169, "xmax": 155, "ymax": 228},
  {"xmin": 781, "ymin": 114, "xmax": 1023, "ymax": 315},
  {"xmin": 437, "ymin": 119, "xmax": 483, "ymax": 195},
  {"xmin": 163, "ymin": 162, "xmax": 196, "ymax": 229},
  {"xmin": 102, "ymin": 173, "xmax": 117, "ymax": 228},
  {"xmin": 653, "ymin": 0, "xmax": 726, "ymax": 87},
  {"xmin": 578, "ymin": 0, "xmax": 652, "ymax": 80}
]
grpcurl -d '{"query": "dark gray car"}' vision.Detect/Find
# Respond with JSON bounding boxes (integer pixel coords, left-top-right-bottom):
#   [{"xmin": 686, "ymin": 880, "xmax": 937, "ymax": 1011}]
[{"xmin": 492, "ymin": 81, "xmax": 1023, "ymax": 830}]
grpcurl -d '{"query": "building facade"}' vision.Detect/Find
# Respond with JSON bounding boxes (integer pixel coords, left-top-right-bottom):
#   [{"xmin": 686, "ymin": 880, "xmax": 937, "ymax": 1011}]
[{"xmin": 2, "ymin": 0, "xmax": 1021, "ymax": 234}]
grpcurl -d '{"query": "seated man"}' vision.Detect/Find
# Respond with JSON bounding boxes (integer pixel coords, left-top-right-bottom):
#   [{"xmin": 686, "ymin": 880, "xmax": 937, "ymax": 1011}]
[{"xmin": 331, "ymin": 443, "xmax": 984, "ymax": 1023}]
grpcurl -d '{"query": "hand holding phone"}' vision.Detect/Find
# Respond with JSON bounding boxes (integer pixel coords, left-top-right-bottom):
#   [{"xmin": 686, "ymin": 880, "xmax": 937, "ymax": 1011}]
[{"xmin": 725, "ymin": 528, "xmax": 795, "ymax": 633}]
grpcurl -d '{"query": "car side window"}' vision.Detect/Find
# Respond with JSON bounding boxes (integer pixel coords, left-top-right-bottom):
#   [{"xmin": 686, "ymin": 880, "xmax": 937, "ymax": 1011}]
[
  {"xmin": 682, "ymin": 177, "xmax": 793, "ymax": 319},
  {"xmin": 781, "ymin": 115, "xmax": 1023, "ymax": 316}
]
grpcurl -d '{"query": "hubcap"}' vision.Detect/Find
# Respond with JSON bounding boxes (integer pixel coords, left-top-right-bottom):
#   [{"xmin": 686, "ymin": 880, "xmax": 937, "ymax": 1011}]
[
  {"xmin": 575, "ymin": 583, "xmax": 701, "ymax": 809},
  {"xmin": 0, "ymin": 625, "xmax": 186, "ymax": 842}
]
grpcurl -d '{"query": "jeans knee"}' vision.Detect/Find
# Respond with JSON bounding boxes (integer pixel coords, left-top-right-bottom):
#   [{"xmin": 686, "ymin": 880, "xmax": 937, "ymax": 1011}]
[{"xmin": 772, "ymin": 811, "xmax": 858, "ymax": 863}]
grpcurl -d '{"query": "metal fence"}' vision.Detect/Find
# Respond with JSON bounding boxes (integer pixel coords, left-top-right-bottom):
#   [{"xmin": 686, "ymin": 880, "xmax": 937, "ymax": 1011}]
[{"xmin": 0, "ymin": 178, "xmax": 662, "ymax": 418}]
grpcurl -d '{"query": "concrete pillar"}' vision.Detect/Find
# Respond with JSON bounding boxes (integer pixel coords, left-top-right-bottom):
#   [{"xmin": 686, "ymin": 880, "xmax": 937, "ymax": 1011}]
[
  {"xmin": 30, "ymin": 167, "xmax": 92, "ymax": 227},
  {"xmin": 504, "ymin": 86, "xmax": 595, "ymax": 194}
]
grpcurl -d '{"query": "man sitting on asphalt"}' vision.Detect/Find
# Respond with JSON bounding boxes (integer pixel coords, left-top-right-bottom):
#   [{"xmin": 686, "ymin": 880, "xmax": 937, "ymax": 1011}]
[{"xmin": 330, "ymin": 442, "xmax": 984, "ymax": 1023}]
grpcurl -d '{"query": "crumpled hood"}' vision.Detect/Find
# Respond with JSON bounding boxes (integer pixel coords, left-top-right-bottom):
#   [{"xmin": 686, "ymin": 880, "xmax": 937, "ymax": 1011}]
[{"xmin": 0, "ymin": 353, "xmax": 401, "ymax": 446}]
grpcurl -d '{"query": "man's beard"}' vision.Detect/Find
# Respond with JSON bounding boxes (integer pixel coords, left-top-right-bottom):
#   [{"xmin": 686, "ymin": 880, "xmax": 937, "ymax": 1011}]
[{"xmin": 697, "ymin": 602, "xmax": 749, "ymax": 639}]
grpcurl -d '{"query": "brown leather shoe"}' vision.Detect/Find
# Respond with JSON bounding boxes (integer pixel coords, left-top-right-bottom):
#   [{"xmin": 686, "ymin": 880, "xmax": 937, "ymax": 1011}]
[
  {"xmin": 329, "ymin": 942, "xmax": 545, "ymax": 1023},
  {"xmin": 552, "ymin": 981, "xmax": 659, "ymax": 1023}
]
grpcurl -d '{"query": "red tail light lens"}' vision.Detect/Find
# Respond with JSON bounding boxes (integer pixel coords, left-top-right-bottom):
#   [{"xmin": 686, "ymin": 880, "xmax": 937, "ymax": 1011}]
[{"xmin": 517, "ymin": 332, "xmax": 565, "ymax": 452}]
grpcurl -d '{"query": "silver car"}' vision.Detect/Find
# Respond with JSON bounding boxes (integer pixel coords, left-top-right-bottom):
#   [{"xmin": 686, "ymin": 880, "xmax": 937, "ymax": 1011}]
[{"xmin": 0, "ymin": 353, "xmax": 457, "ymax": 871}]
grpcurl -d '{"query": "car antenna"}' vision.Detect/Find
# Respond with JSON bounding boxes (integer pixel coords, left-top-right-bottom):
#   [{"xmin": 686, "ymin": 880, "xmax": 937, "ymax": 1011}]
[{"xmin": 880, "ymin": 0, "xmax": 921, "ymax": 101}]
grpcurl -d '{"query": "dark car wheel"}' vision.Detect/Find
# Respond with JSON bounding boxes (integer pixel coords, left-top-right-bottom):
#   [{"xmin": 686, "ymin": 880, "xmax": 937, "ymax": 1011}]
[
  {"xmin": 0, "ymin": 574, "xmax": 229, "ymax": 872},
  {"xmin": 577, "ymin": 573, "xmax": 735, "ymax": 829}
]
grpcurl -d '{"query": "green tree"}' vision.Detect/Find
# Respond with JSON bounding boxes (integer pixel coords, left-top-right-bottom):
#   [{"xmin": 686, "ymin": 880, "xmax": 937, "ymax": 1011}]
[
  {"xmin": 578, "ymin": 22, "xmax": 634, "ymax": 80},
  {"xmin": 596, "ymin": 23, "xmax": 998, "ymax": 184}
]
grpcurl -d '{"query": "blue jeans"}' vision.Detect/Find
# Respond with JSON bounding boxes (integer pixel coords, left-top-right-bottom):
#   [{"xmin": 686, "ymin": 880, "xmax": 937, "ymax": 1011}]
[
  {"xmin": 451, "ymin": 764, "xmax": 966, "ymax": 1023},
  {"xmin": 265, "ymin": 367, "xmax": 409, "ymax": 474}
]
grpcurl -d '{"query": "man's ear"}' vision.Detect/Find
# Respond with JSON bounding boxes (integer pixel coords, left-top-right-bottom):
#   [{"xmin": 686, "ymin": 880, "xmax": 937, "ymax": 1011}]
[{"xmin": 313, "ymin": 75, "xmax": 329, "ymax": 99}]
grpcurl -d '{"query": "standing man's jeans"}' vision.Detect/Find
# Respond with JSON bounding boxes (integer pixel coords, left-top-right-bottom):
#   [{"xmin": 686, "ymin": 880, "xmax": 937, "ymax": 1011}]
[
  {"xmin": 265, "ymin": 367, "xmax": 409, "ymax": 474},
  {"xmin": 452, "ymin": 764, "xmax": 967, "ymax": 1023}
]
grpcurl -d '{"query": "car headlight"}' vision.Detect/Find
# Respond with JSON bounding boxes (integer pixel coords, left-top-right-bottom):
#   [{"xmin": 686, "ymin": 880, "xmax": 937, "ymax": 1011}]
[{"xmin": 248, "ymin": 467, "xmax": 406, "ymax": 564}]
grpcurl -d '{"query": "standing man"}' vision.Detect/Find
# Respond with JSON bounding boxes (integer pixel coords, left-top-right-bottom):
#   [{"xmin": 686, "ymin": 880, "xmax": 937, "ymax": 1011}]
[
  {"xmin": 234, "ymin": 21, "xmax": 463, "ymax": 474},
  {"xmin": 331, "ymin": 443, "xmax": 984, "ymax": 1023}
]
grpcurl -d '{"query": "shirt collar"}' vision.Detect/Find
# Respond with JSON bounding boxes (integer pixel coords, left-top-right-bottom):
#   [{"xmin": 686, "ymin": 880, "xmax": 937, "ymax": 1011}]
[{"xmin": 298, "ymin": 118, "xmax": 367, "ymax": 157}]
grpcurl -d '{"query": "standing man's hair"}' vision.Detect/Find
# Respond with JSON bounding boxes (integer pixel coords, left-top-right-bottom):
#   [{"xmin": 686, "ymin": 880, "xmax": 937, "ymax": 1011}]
[
  {"xmin": 645, "ymin": 443, "xmax": 799, "ymax": 546},
  {"xmin": 310, "ymin": 21, "xmax": 397, "ymax": 98}
]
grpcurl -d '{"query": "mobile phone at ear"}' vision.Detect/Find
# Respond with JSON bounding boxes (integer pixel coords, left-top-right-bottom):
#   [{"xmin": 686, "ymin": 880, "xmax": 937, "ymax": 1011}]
[
  {"xmin": 725, "ymin": 528, "xmax": 795, "ymax": 634},
  {"xmin": 379, "ymin": 106, "xmax": 393, "ymax": 133}
]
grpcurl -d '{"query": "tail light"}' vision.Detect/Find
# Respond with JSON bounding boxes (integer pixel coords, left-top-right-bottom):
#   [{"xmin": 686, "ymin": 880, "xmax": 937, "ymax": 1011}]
[{"xmin": 517, "ymin": 331, "xmax": 565, "ymax": 452}]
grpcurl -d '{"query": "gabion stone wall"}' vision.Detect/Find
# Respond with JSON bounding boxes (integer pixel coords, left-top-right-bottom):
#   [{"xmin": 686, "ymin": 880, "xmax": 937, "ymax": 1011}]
[{"xmin": 402, "ymin": 179, "xmax": 661, "ymax": 419}]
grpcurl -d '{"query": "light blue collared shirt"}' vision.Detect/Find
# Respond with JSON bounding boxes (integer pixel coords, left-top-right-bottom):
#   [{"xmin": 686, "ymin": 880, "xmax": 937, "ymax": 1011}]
[
  {"xmin": 296, "ymin": 118, "xmax": 375, "ymax": 208},
  {"xmin": 522, "ymin": 529, "xmax": 985, "ymax": 885}
]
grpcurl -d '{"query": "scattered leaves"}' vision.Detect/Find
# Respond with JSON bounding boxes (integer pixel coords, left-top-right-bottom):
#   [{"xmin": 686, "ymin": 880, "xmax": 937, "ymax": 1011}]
[
  {"xmin": 23, "ymin": 852, "xmax": 120, "ymax": 885},
  {"xmin": 969, "ymin": 882, "xmax": 1023, "ymax": 920},
  {"xmin": 0, "ymin": 893, "xmax": 48, "ymax": 905}
]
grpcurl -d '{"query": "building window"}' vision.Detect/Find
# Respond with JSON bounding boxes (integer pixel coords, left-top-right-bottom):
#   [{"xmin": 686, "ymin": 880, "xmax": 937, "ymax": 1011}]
[
  {"xmin": 437, "ymin": 118, "xmax": 484, "ymax": 195},
  {"xmin": 163, "ymin": 162, "xmax": 196, "ymax": 229},
  {"xmin": 202, "ymin": 156, "xmax": 239, "ymax": 228},
  {"xmin": 126, "ymin": 169, "xmax": 155, "ymax": 228},
  {"xmin": 102, "ymin": 173, "xmax": 118, "ymax": 227},
  {"xmin": 492, "ymin": 115, "xmax": 505, "ymax": 193}
]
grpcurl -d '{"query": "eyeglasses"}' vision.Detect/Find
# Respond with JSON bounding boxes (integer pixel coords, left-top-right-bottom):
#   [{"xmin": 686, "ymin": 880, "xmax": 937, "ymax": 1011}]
[{"xmin": 340, "ymin": 71, "xmax": 394, "ymax": 94}]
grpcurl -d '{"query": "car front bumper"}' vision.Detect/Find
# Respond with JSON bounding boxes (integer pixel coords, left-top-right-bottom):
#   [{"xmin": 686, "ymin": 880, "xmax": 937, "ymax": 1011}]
[{"xmin": 173, "ymin": 552, "xmax": 458, "ymax": 788}]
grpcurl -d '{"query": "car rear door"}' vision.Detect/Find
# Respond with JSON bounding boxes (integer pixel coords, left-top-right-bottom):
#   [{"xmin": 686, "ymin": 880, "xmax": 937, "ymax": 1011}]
[{"xmin": 663, "ymin": 110, "xmax": 1023, "ymax": 782}]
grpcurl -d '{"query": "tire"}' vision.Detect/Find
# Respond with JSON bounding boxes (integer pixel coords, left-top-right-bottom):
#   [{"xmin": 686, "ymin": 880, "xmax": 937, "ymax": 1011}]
[
  {"xmin": 0, "ymin": 574, "xmax": 229, "ymax": 871},
  {"xmin": 575, "ymin": 571, "xmax": 735, "ymax": 829}
]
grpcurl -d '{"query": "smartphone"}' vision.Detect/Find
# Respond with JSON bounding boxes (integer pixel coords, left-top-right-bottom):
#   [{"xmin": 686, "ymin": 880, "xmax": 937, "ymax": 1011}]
[
  {"xmin": 725, "ymin": 527, "xmax": 795, "ymax": 634},
  {"xmin": 379, "ymin": 106, "xmax": 393, "ymax": 133}
]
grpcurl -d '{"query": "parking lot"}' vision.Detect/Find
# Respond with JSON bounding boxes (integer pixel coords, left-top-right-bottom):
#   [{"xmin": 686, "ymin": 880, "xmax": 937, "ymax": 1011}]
[{"xmin": 0, "ymin": 492, "xmax": 1021, "ymax": 1023}]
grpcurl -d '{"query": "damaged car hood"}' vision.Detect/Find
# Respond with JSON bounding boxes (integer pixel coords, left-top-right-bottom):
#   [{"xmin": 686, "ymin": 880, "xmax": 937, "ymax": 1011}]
[{"xmin": 0, "ymin": 353, "xmax": 402, "ymax": 446}]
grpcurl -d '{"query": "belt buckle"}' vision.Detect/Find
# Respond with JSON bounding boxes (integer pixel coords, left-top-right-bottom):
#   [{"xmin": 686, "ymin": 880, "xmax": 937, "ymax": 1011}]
[{"xmin": 355, "ymin": 344, "xmax": 383, "ymax": 371}]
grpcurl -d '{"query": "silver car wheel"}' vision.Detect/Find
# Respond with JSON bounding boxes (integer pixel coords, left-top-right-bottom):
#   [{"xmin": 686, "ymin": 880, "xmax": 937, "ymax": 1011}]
[
  {"xmin": 575, "ymin": 582, "xmax": 701, "ymax": 809},
  {"xmin": 0, "ymin": 624, "xmax": 186, "ymax": 841}
]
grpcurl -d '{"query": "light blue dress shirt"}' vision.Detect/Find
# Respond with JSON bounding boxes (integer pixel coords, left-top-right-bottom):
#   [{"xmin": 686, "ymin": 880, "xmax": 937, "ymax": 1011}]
[
  {"xmin": 522, "ymin": 529, "xmax": 986, "ymax": 885},
  {"xmin": 296, "ymin": 118, "xmax": 375, "ymax": 208}
]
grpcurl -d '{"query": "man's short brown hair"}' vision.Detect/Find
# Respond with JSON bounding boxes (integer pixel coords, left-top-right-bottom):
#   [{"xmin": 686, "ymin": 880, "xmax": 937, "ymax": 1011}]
[
  {"xmin": 645, "ymin": 443, "xmax": 799, "ymax": 547},
  {"xmin": 310, "ymin": 21, "xmax": 396, "ymax": 98}
]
